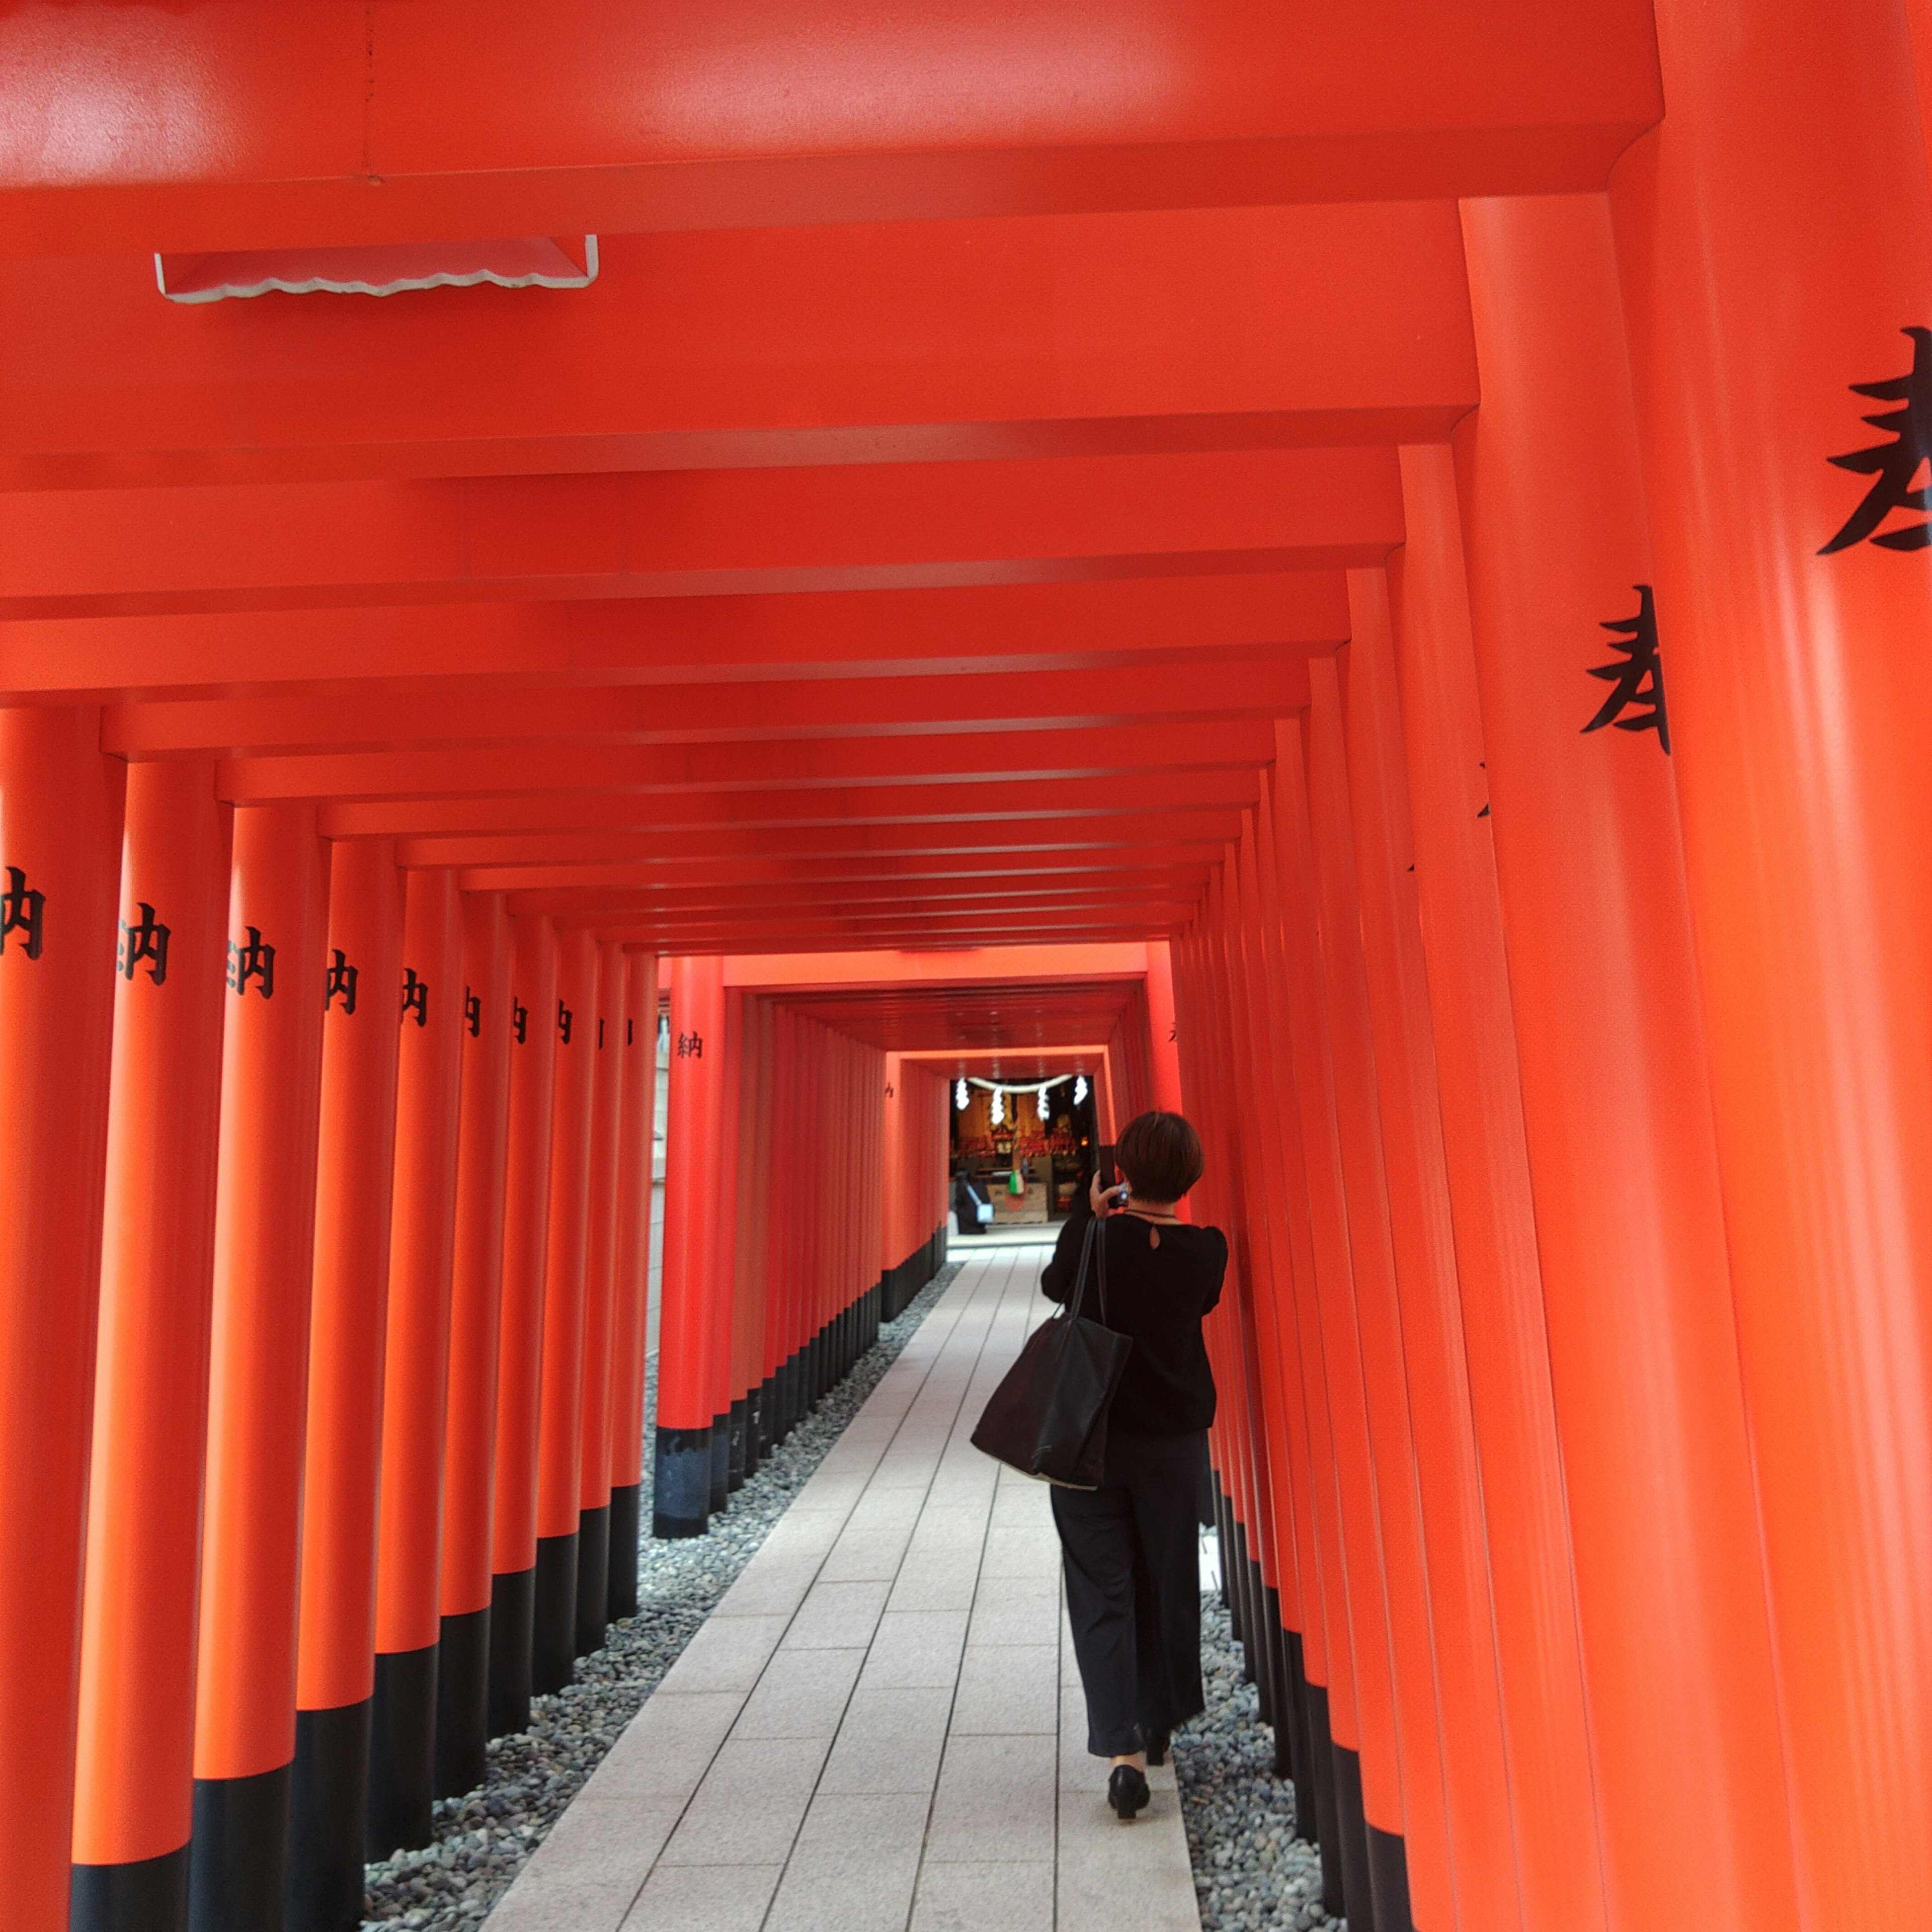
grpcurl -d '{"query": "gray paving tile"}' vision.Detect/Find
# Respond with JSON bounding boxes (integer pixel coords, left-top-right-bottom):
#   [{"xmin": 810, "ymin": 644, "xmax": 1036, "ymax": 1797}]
[
  {"xmin": 887, "ymin": 1549, "xmax": 981, "ymax": 1614},
  {"xmin": 578, "ymin": 1690, "xmax": 743, "ymax": 1802},
  {"xmin": 655, "ymin": 1613, "xmax": 789, "ymax": 1694},
  {"xmin": 733, "ymin": 1645, "xmax": 866, "ymax": 1738},
  {"xmin": 909, "ymin": 1860, "xmax": 1055, "ymax": 1932},
  {"xmin": 857, "ymin": 1609, "xmax": 969, "ymax": 1689},
  {"xmin": 485, "ymin": 1795, "xmax": 679, "ymax": 1930},
  {"xmin": 711, "ymin": 1550, "xmax": 825, "ymax": 1619},
  {"xmin": 817, "ymin": 1684, "xmax": 952, "ymax": 1794},
  {"xmin": 845, "ymin": 1486, "xmax": 928, "ymax": 1531},
  {"xmin": 780, "ymin": 1579, "xmax": 892, "ymax": 1650},
  {"xmin": 950, "ymin": 1644, "xmax": 1059, "ymax": 1735},
  {"xmin": 1058, "ymin": 1763, "xmax": 1200, "ymax": 1931},
  {"xmin": 820, "ymin": 1523, "xmax": 916, "ymax": 1583},
  {"xmin": 924, "ymin": 1733, "xmax": 1057, "ymax": 1863},
  {"xmin": 621, "ymin": 1863, "xmax": 783, "ymax": 1931},
  {"xmin": 657, "ymin": 1736, "xmax": 830, "ymax": 1866},
  {"xmin": 978, "ymin": 1526, "xmax": 1062, "ymax": 1580},
  {"xmin": 965, "ymin": 1573, "xmax": 1060, "ymax": 1647},
  {"xmin": 764, "ymin": 1795, "xmax": 927, "ymax": 1932}
]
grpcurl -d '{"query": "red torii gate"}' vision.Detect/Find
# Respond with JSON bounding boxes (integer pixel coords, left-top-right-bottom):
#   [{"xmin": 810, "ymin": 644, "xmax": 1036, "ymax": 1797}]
[{"xmin": 1, "ymin": 5, "xmax": 1930, "ymax": 1932}]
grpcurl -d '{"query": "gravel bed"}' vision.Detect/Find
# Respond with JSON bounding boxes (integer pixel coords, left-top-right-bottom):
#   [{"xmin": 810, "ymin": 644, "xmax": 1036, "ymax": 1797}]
[
  {"xmin": 360, "ymin": 1264, "xmax": 961, "ymax": 1929},
  {"xmin": 1176, "ymin": 1589, "xmax": 1338, "ymax": 1932}
]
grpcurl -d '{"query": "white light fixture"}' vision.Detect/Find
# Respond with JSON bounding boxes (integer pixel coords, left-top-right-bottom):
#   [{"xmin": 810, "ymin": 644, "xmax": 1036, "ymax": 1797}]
[
  {"xmin": 991, "ymin": 1089, "xmax": 1006, "ymax": 1126},
  {"xmin": 955, "ymin": 1077, "xmax": 969, "ymax": 1110},
  {"xmin": 1073, "ymin": 1075, "xmax": 1089, "ymax": 1105}
]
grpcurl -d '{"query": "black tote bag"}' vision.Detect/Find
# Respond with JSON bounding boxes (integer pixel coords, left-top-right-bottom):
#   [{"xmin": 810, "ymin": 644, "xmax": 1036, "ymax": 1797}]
[{"xmin": 970, "ymin": 1217, "xmax": 1133, "ymax": 1488}]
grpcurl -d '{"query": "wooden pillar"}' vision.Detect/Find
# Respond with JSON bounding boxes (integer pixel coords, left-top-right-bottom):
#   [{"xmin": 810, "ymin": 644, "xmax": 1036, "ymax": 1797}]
[
  {"xmin": 189, "ymin": 803, "xmax": 329, "ymax": 1932},
  {"xmin": 1612, "ymin": 0, "xmax": 1932, "ymax": 1913},
  {"xmin": 288, "ymin": 838, "xmax": 403, "ymax": 1932},
  {"xmin": 369, "ymin": 867, "xmax": 465, "ymax": 1855},
  {"xmin": 436, "ymin": 891, "xmax": 512, "ymax": 1794},
  {"xmin": 71, "ymin": 759, "xmax": 222, "ymax": 1932},
  {"xmin": 487, "ymin": 914, "xmax": 556, "ymax": 1738},
  {"xmin": 530, "ymin": 928, "xmax": 597, "ymax": 1692}
]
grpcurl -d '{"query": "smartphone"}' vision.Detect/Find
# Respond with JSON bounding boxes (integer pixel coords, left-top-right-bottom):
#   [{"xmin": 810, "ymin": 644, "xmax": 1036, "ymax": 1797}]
[{"xmin": 1097, "ymin": 1143, "xmax": 1117, "ymax": 1188}]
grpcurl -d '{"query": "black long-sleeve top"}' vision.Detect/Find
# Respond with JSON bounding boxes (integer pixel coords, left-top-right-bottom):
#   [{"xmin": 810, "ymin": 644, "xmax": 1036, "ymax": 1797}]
[{"xmin": 1040, "ymin": 1196, "xmax": 1227, "ymax": 1435}]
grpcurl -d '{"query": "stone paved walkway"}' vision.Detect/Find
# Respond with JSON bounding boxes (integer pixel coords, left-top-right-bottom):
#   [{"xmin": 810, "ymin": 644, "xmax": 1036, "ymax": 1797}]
[{"xmin": 484, "ymin": 1244, "xmax": 1201, "ymax": 1932}]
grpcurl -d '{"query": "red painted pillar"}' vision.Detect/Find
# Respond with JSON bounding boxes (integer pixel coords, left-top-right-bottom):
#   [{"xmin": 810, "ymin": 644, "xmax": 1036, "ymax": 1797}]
[
  {"xmin": 1270, "ymin": 720, "xmax": 1402, "ymax": 1930},
  {"xmin": 370, "ymin": 867, "xmax": 465, "ymax": 1855},
  {"xmin": 189, "ymin": 803, "xmax": 329, "ymax": 1930},
  {"xmin": 573, "ymin": 940, "xmax": 625, "ymax": 1657},
  {"xmin": 487, "ymin": 913, "xmax": 556, "ymax": 1737},
  {"xmin": 1339, "ymin": 576, "xmax": 1530, "ymax": 1932},
  {"xmin": 290, "ymin": 837, "xmax": 403, "ymax": 1932},
  {"xmin": 71, "ymin": 758, "xmax": 223, "ymax": 1932},
  {"xmin": 656, "ymin": 955, "xmax": 726, "ymax": 1537},
  {"xmin": 436, "ymin": 890, "xmax": 512, "ymax": 1793},
  {"xmin": 1458, "ymin": 190, "xmax": 1807, "ymax": 1931},
  {"xmin": 605, "ymin": 951, "xmax": 659, "ymax": 1622},
  {"xmin": 722, "ymin": 992, "xmax": 755, "ymax": 1491},
  {"xmin": 1248, "ymin": 766, "xmax": 1351, "ymax": 1907},
  {"xmin": 531, "ymin": 928, "xmax": 598, "ymax": 1691},
  {"xmin": 1401, "ymin": 436, "xmax": 1797, "ymax": 1932},
  {"xmin": 0, "ymin": 711, "xmax": 119, "ymax": 1932},
  {"xmin": 1612, "ymin": 2, "xmax": 1932, "ymax": 1915}
]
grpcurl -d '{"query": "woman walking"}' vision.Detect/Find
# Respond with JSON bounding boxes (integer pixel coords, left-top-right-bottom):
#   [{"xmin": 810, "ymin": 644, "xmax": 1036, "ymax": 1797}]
[{"xmin": 1041, "ymin": 1110, "xmax": 1227, "ymax": 1821}]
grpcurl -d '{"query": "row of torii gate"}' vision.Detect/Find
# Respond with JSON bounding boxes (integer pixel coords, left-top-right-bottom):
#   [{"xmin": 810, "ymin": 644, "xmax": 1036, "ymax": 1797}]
[{"xmin": 6, "ymin": 3, "xmax": 1932, "ymax": 1931}]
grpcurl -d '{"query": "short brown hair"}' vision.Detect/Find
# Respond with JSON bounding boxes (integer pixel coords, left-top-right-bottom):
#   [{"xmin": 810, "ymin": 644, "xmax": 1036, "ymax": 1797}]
[{"xmin": 1116, "ymin": 1110, "xmax": 1203, "ymax": 1201}]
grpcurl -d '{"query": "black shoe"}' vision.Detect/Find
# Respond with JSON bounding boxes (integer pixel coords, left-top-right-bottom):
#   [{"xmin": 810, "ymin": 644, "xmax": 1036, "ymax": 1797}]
[
  {"xmin": 1146, "ymin": 1730, "xmax": 1170, "ymax": 1767},
  {"xmin": 1107, "ymin": 1764, "xmax": 1151, "ymax": 1820}
]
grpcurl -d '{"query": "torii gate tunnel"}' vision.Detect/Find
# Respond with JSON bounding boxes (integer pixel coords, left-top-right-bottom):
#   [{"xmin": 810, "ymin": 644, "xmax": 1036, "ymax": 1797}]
[{"xmin": 2, "ymin": 3, "xmax": 1931, "ymax": 1930}]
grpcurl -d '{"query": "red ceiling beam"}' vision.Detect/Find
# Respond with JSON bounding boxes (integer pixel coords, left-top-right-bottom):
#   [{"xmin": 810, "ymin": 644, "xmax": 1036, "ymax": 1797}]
[
  {"xmin": 318, "ymin": 769, "xmax": 1263, "ymax": 840},
  {"xmin": 214, "ymin": 721, "xmax": 1278, "ymax": 802},
  {"xmin": 0, "ymin": 574, "xmax": 1347, "ymax": 700},
  {"xmin": 485, "ymin": 844, "xmax": 1220, "ymax": 896},
  {"xmin": 105, "ymin": 654, "xmax": 1308, "ymax": 757},
  {"xmin": 2, "ymin": 207, "xmax": 1476, "ymax": 489},
  {"xmin": 1, "ymin": 449, "xmax": 1400, "ymax": 621},
  {"xmin": 0, "ymin": 2, "xmax": 1659, "ymax": 255},
  {"xmin": 389, "ymin": 813, "xmax": 1242, "ymax": 870}
]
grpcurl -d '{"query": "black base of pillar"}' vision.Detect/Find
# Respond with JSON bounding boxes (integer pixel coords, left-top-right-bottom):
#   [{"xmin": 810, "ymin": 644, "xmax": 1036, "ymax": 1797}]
[
  {"xmin": 708, "ymin": 1412, "xmax": 731, "ymax": 1513},
  {"xmin": 1247, "ymin": 1558, "xmax": 1277, "ymax": 1727},
  {"xmin": 1264, "ymin": 1586, "xmax": 1298, "ymax": 1782},
  {"xmin": 1285, "ymin": 1630, "xmax": 1318, "ymax": 1842},
  {"xmin": 574, "ymin": 1503, "xmax": 610, "ymax": 1656},
  {"xmin": 606, "ymin": 1483, "xmax": 640, "ymax": 1621},
  {"xmin": 487, "ymin": 1566, "xmax": 535, "ymax": 1738},
  {"xmin": 1213, "ymin": 1482, "xmax": 1233, "ymax": 1613},
  {"xmin": 190, "ymin": 1759, "xmax": 291, "ymax": 1932},
  {"xmin": 1367, "ymin": 1822, "xmax": 1413, "ymax": 1932},
  {"xmin": 72, "ymin": 1841, "xmax": 191, "ymax": 1932},
  {"xmin": 286, "ymin": 1702, "xmax": 367, "ymax": 1932},
  {"xmin": 744, "ymin": 1387, "xmax": 763, "ymax": 1478},
  {"xmin": 653, "ymin": 1424, "xmax": 712, "ymax": 1538},
  {"xmin": 1230, "ymin": 1520, "xmax": 1253, "ymax": 1659},
  {"xmin": 727, "ymin": 1397, "xmax": 748, "ymax": 1491},
  {"xmin": 531, "ymin": 1532, "xmax": 579, "ymax": 1694},
  {"xmin": 1305, "ymin": 1682, "xmax": 1345, "ymax": 1910},
  {"xmin": 435, "ymin": 1604, "xmax": 490, "ymax": 1799},
  {"xmin": 368, "ymin": 1643, "xmax": 438, "ymax": 1860},
  {"xmin": 1331, "ymin": 1742, "xmax": 1374, "ymax": 1932}
]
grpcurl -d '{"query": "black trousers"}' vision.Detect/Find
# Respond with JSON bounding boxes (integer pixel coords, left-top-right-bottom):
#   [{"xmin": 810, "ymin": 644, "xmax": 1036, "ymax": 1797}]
[{"xmin": 1051, "ymin": 1427, "xmax": 1208, "ymax": 1757}]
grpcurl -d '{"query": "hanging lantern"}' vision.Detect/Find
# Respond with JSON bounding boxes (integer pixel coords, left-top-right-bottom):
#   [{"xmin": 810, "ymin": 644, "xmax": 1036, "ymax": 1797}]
[
  {"xmin": 955, "ymin": 1077, "xmax": 969, "ymax": 1110},
  {"xmin": 1073, "ymin": 1074, "xmax": 1088, "ymax": 1105},
  {"xmin": 991, "ymin": 1089, "xmax": 1005, "ymax": 1126}
]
